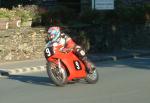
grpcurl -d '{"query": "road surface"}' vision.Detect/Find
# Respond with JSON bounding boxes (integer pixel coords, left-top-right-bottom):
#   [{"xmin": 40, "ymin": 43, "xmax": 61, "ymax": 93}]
[{"xmin": 0, "ymin": 56, "xmax": 150, "ymax": 103}]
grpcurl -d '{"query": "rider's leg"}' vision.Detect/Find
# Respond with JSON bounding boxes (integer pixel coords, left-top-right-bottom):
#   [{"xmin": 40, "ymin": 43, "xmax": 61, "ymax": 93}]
[
  {"xmin": 74, "ymin": 46, "xmax": 95, "ymax": 73},
  {"xmin": 82, "ymin": 57, "xmax": 95, "ymax": 73}
]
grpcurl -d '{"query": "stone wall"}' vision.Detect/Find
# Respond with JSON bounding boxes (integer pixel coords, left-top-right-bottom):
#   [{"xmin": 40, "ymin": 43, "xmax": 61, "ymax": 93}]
[{"xmin": 0, "ymin": 27, "xmax": 47, "ymax": 63}]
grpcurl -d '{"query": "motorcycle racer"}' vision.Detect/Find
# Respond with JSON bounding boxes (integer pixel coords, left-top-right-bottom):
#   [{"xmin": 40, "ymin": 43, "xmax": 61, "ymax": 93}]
[{"xmin": 46, "ymin": 26, "xmax": 95, "ymax": 73}]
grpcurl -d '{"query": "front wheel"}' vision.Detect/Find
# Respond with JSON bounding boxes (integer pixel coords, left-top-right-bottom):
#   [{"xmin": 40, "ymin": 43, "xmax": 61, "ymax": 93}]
[
  {"xmin": 46, "ymin": 62, "xmax": 67, "ymax": 86},
  {"xmin": 85, "ymin": 68, "xmax": 99, "ymax": 84}
]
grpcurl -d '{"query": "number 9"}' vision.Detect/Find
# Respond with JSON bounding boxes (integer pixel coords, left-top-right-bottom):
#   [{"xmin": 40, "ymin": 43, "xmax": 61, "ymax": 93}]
[{"xmin": 45, "ymin": 48, "xmax": 51, "ymax": 57}]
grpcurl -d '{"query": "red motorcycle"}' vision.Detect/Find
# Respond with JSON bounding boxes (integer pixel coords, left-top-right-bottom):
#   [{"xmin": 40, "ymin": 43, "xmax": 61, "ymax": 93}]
[{"xmin": 44, "ymin": 43, "xmax": 99, "ymax": 86}]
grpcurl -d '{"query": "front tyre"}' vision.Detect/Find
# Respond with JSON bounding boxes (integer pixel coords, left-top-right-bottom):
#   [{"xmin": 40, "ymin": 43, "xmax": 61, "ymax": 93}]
[
  {"xmin": 46, "ymin": 62, "xmax": 67, "ymax": 86},
  {"xmin": 85, "ymin": 68, "xmax": 99, "ymax": 84}
]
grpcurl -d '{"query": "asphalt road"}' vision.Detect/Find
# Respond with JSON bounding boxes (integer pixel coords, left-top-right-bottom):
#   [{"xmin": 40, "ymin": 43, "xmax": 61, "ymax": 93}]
[{"xmin": 0, "ymin": 56, "xmax": 150, "ymax": 103}]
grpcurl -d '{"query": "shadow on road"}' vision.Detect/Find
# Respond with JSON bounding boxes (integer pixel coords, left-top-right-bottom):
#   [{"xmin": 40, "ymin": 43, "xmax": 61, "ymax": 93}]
[
  {"xmin": 9, "ymin": 75, "xmax": 55, "ymax": 86},
  {"xmin": 96, "ymin": 56, "xmax": 150, "ymax": 70},
  {"xmin": 8, "ymin": 75, "xmax": 88, "ymax": 86}
]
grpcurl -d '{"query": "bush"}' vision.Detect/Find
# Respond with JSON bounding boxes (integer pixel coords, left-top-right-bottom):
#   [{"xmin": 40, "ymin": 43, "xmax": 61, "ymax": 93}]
[
  {"xmin": 41, "ymin": 5, "xmax": 76, "ymax": 26},
  {"xmin": 0, "ymin": 8, "xmax": 14, "ymax": 19},
  {"xmin": 12, "ymin": 5, "xmax": 41, "ymax": 23},
  {"xmin": 78, "ymin": 9, "xmax": 104, "ymax": 24}
]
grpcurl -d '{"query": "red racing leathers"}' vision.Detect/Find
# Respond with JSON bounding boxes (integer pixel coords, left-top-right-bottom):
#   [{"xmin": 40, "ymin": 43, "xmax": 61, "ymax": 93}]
[{"xmin": 47, "ymin": 33, "xmax": 94, "ymax": 73}]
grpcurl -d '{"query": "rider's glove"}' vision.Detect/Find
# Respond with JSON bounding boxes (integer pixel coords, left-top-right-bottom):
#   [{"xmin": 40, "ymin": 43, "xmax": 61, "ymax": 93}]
[{"xmin": 61, "ymin": 48, "xmax": 72, "ymax": 53}]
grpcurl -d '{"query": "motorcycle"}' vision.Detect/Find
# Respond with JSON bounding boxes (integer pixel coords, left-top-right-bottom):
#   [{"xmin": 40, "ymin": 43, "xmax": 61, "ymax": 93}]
[{"xmin": 44, "ymin": 42, "xmax": 99, "ymax": 86}]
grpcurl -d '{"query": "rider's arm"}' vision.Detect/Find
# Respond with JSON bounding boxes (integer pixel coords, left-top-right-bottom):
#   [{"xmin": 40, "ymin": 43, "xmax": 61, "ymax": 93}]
[
  {"xmin": 66, "ymin": 38, "xmax": 77, "ymax": 51},
  {"xmin": 61, "ymin": 33, "xmax": 77, "ymax": 51}
]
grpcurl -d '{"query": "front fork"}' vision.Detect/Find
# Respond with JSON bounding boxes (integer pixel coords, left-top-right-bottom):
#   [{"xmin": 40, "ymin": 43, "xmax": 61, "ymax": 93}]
[
  {"xmin": 57, "ymin": 59, "xmax": 65, "ymax": 73},
  {"xmin": 58, "ymin": 59, "xmax": 61, "ymax": 69}
]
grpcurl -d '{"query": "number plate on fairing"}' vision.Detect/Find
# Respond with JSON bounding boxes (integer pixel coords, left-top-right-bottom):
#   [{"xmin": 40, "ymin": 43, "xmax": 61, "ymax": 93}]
[
  {"xmin": 74, "ymin": 61, "xmax": 82, "ymax": 70},
  {"xmin": 44, "ymin": 47, "xmax": 54, "ymax": 58}
]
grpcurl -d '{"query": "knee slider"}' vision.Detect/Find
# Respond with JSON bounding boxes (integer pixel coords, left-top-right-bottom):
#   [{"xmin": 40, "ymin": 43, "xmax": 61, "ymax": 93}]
[{"xmin": 77, "ymin": 48, "xmax": 85, "ymax": 57}]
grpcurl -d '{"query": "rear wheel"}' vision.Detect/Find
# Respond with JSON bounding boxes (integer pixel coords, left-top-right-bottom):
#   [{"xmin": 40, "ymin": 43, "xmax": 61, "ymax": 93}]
[
  {"xmin": 46, "ymin": 62, "xmax": 67, "ymax": 86},
  {"xmin": 85, "ymin": 68, "xmax": 99, "ymax": 84}
]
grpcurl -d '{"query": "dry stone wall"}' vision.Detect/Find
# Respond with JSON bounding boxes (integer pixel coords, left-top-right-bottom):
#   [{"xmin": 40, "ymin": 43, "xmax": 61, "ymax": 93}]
[{"xmin": 0, "ymin": 27, "xmax": 47, "ymax": 63}]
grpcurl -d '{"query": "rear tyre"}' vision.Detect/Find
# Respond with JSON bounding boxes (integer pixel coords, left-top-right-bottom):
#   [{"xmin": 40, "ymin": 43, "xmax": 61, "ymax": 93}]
[
  {"xmin": 46, "ymin": 62, "xmax": 67, "ymax": 86},
  {"xmin": 85, "ymin": 68, "xmax": 99, "ymax": 84}
]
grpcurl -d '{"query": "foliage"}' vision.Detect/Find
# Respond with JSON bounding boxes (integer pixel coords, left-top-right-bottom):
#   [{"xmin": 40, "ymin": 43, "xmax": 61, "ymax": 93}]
[
  {"xmin": 71, "ymin": 1, "xmax": 150, "ymax": 52},
  {"xmin": 77, "ymin": 1, "xmax": 150, "ymax": 25},
  {"xmin": 23, "ymin": 5, "xmax": 41, "ymax": 22},
  {"xmin": 12, "ymin": 5, "xmax": 40, "ymax": 22},
  {"xmin": 0, "ymin": 8, "xmax": 12, "ymax": 19},
  {"xmin": 115, "ymin": 0, "xmax": 150, "ymax": 23},
  {"xmin": 0, "ymin": 8, "xmax": 20, "ymax": 21},
  {"xmin": 41, "ymin": 5, "xmax": 76, "ymax": 26}
]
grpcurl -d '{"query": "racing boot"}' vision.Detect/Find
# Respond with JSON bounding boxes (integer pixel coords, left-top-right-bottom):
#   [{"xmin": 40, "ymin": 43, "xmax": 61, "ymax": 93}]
[{"xmin": 82, "ymin": 57, "xmax": 95, "ymax": 74}]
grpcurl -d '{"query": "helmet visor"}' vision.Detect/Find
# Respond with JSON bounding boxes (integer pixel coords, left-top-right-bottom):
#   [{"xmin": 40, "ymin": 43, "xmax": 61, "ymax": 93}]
[
  {"xmin": 47, "ymin": 33, "xmax": 55, "ymax": 40},
  {"xmin": 47, "ymin": 30, "xmax": 59, "ymax": 41}
]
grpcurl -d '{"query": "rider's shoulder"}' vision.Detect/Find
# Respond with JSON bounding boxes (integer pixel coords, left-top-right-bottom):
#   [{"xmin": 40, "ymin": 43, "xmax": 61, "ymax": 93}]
[
  {"xmin": 45, "ymin": 41, "xmax": 52, "ymax": 46},
  {"xmin": 61, "ymin": 33, "xmax": 70, "ymax": 38}
]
